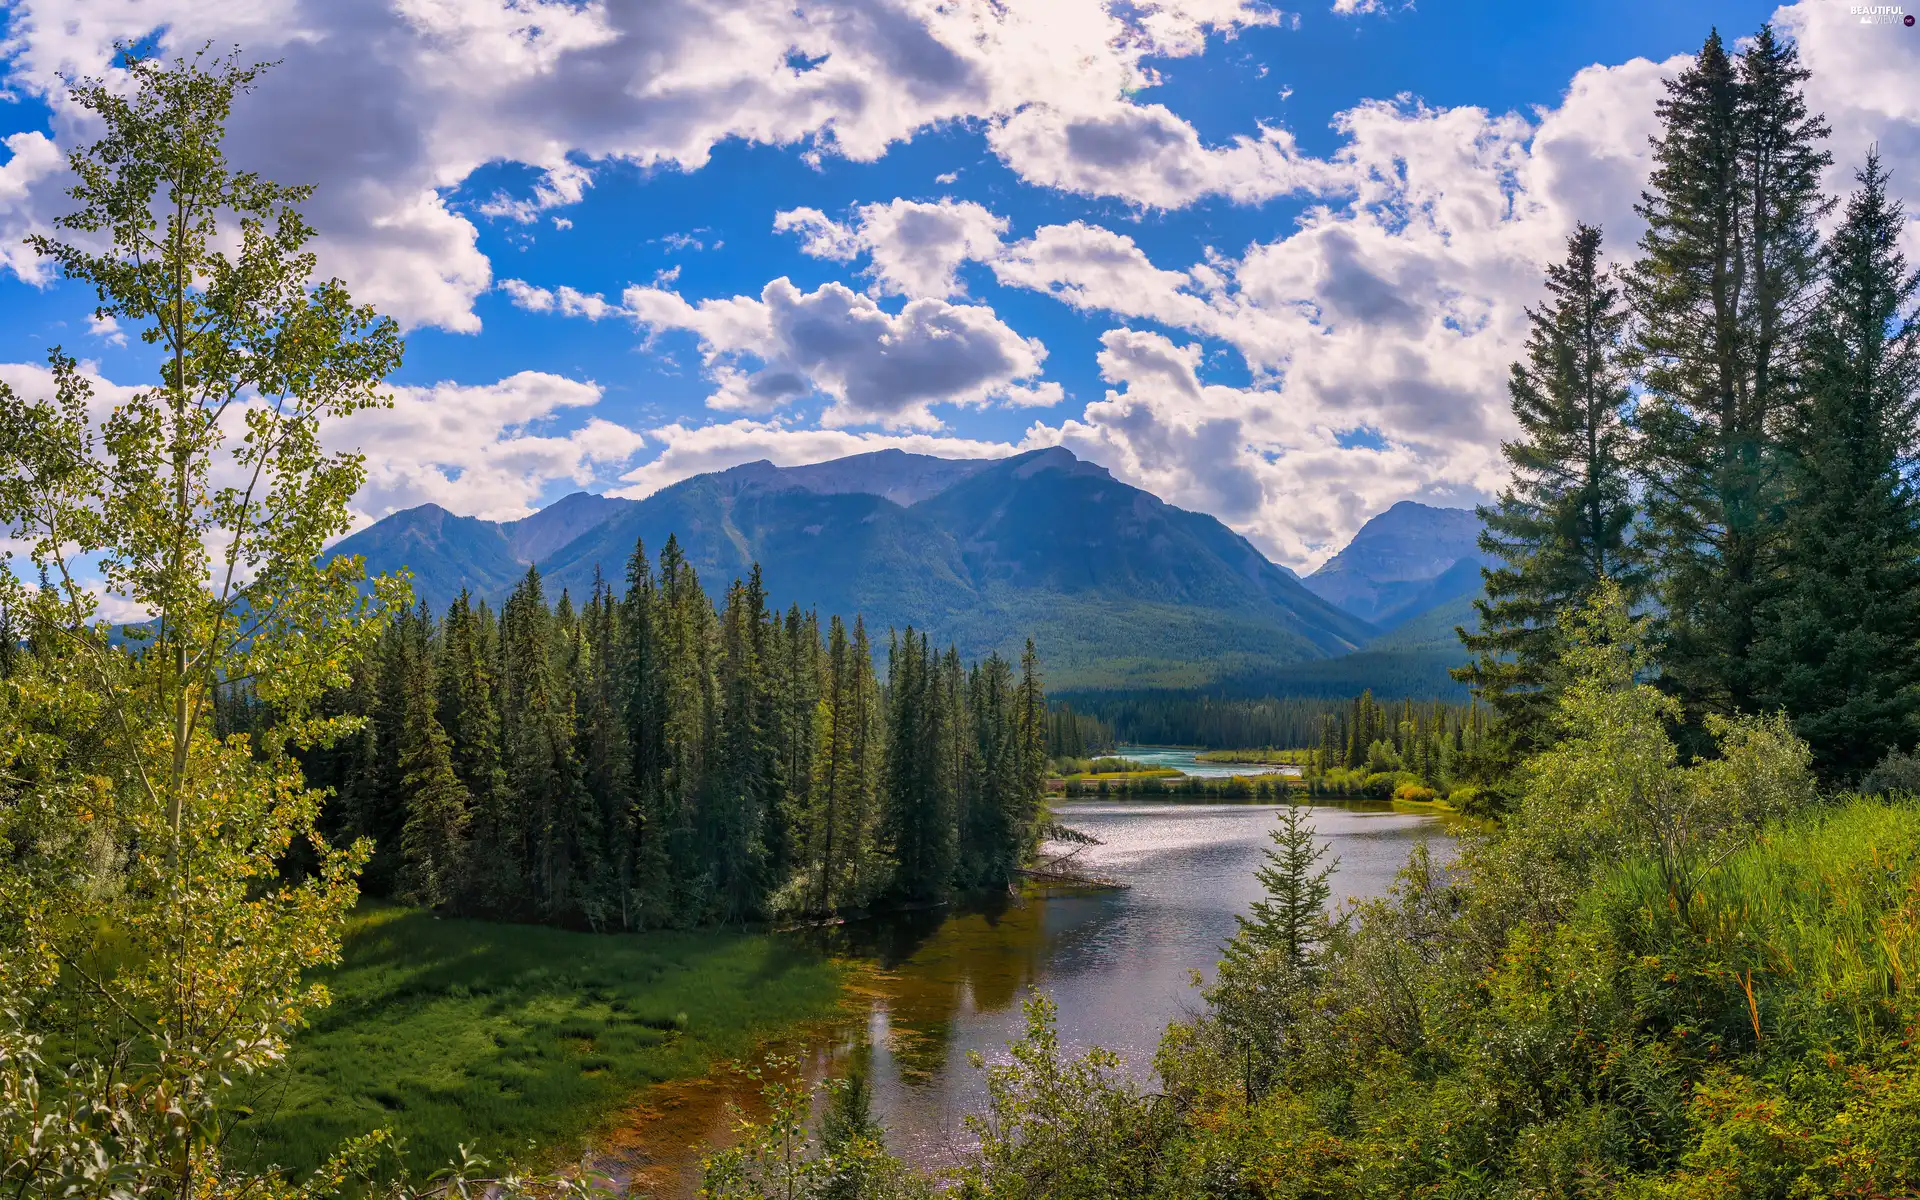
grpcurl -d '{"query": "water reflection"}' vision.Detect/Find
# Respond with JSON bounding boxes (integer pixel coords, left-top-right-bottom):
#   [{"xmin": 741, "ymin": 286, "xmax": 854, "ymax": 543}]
[{"xmin": 606, "ymin": 800, "xmax": 1449, "ymax": 1193}]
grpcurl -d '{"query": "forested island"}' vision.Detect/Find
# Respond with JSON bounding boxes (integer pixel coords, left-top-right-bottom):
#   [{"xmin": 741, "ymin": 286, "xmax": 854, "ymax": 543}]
[{"xmin": 5, "ymin": 16, "xmax": 1920, "ymax": 1200}]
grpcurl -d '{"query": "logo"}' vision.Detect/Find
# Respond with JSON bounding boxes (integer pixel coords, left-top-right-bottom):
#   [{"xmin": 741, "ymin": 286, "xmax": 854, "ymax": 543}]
[{"xmin": 1851, "ymin": 3, "xmax": 1908, "ymax": 22}]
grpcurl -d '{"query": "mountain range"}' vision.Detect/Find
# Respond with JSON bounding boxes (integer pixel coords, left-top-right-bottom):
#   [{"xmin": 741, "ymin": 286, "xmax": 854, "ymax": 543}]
[{"xmin": 328, "ymin": 448, "xmax": 1488, "ymax": 694}]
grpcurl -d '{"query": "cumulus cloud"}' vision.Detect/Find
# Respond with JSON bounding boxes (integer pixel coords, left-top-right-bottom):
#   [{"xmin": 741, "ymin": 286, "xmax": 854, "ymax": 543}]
[
  {"xmin": 1039, "ymin": 328, "xmax": 1454, "ymax": 565},
  {"xmin": 0, "ymin": 131, "xmax": 63, "ymax": 282},
  {"xmin": 981, "ymin": 60, "xmax": 1694, "ymax": 562},
  {"xmin": 775, "ymin": 198, "xmax": 1009, "ymax": 297},
  {"xmin": 503, "ymin": 273, "xmax": 1062, "ymax": 427},
  {"xmin": 614, "ymin": 420, "xmax": 1023, "ymax": 498},
  {"xmin": 325, "ymin": 371, "xmax": 647, "ymax": 525},
  {"xmin": 988, "ymin": 102, "xmax": 1335, "ymax": 209},
  {"xmin": 0, "ymin": 0, "xmax": 1281, "ymax": 330},
  {"xmin": 623, "ymin": 278, "xmax": 1059, "ymax": 426}
]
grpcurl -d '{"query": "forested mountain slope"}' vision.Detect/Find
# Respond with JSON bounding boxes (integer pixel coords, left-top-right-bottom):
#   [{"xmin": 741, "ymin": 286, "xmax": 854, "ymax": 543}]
[{"xmin": 331, "ymin": 447, "xmax": 1378, "ymax": 690}]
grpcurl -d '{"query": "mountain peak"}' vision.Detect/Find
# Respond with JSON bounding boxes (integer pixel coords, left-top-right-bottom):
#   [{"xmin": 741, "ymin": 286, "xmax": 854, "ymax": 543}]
[
  {"xmin": 712, "ymin": 449, "xmax": 1000, "ymax": 507},
  {"xmin": 501, "ymin": 491, "xmax": 638, "ymax": 563},
  {"xmin": 1302, "ymin": 501, "xmax": 1486, "ymax": 626}
]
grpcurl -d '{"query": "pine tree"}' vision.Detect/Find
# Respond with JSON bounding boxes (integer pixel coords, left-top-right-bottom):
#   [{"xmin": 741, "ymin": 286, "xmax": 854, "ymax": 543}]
[
  {"xmin": 577, "ymin": 573, "xmax": 636, "ymax": 927},
  {"xmin": 813, "ymin": 615, "xmax": 850, "ymax": 914},
  {"xmin": 438, "ymin": 591, "xmax": 513, "ymax": 910},
  {"xmin": 885, "ymin": 629, "xmax": 954, "ymax": 904},
  {"xmin": 1224, "ymin": 800, "xmax": 1337, "ymax": 971},
  {"xmin": 1752, "ymin": 153, "xmax": 1920, "ymax": 780},
  {"xmin": 1631, "ymin": 26, "xmax": 1832, "ymax": 722},
  {"xmin": 656, "ymin": 537, "xmax": 719, "ymax": 920},
  {"xmin": 843, "ymin": 617, "xmax": 888, "ymax": 906},
  {"xmin": 1015, "ymin": 640, "xmax": 1048, "ymax": 862},
  {"xmin": 396, "ymin": 612, "xmax": 471, "ymax": 909},
  {"xmin": 1459, "ymin": 224, "xmax": 1642, "ymax": 749},
  {"xmin": 711, "ymin": 575, "xmax": 772, "ymax": 921},
  {"xmin": 623, "ymin": 539, "xmax": 672, "ymax": 924}
]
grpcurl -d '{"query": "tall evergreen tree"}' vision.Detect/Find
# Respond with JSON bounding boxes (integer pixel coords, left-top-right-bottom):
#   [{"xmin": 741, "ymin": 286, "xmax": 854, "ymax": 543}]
[
  {"xmin": 886, "ymin": 629, "xmax": 954, "ymax": 904},
  {"xmin": 657, "ymin": 536, "xmax": 719, "ymax": 917},
  {"xmin": 1631, "ymin": 26, "xmax": 1832, "ymax": 721},
  {"xmin": 1752, "ymin": 153, "xmax": 1920, "ymax": 780},
  {"xmin": 1223, "ymin": 800, "xmax": 1337, "ymax": 972},
  {"xmin": 1459, "ymin": 224, "xmax": 1641, "ymax": 749},
  {"xmin": 623, "ymin": 539, "xmax": 672, "ymax": 924},
  {"xmin": 395, "ymin": 612, "xmax": 471, "ymax": 909},
  {"xmin": 577, "ymin": 573, "xmax": 636, "ymax": 927},
  {"xmin": 711, "ymin": 575, "xmax": 773, "ymax": 921}
]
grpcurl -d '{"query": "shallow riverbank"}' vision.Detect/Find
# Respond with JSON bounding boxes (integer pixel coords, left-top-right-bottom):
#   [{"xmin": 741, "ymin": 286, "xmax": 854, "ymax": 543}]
[{"xmin": 232, "ymin": 905, "xmax": 847, "ymax": 1181}]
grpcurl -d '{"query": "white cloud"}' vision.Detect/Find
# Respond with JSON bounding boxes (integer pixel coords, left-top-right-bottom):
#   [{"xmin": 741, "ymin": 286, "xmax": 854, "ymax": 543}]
[
  {"xmin": 614, "ymin": 420, "xmax": 1023, "ymax": 498},
  {"xmin": 622, "ymin": 278, "xmax": 1058, "ymax": 427},
  {"xmin": 1781, "ymin": 0, "xmax": 1920, "ymax": 259},
  {"xmin": 1042, "ymin": 328, "xmax": 1452, "ymax": 567},
  {"xmin": 0, "ymin": 130, "xmax": 63, "ymax": 283},
  {"xmin": 499, "ymin": 279, "xmax": 628, "ymax": 320},
  {"xmin": 978, "ymin": 61, "xmax": 1692, "ymax": 564},
  {"xmin": 775, "ymin": 198, "xmax": 1009, "ymax": 297},
  {"xmin": 988, "ymin": 102, "xmax": 1335, "ymax": 209},
  {"xmin": 0, "ymin": 0, "xmax": 1281, "ymax": 330},
  {"xmin": 86, "ymin": 313, "xmax": 126, "ymax": 346},
  {"xmin": 326, "ymin": 371, "xmax": 646, "ymax": 524}
]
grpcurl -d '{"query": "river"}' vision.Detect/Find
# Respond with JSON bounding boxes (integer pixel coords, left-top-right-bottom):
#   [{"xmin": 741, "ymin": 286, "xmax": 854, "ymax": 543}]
[{"xmin": 600, "ymin": 797, "xmax": 1448, "ymax": 1194}]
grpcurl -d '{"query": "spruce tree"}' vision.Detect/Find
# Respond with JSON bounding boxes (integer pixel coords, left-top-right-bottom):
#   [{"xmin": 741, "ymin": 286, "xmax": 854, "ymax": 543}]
[
  {"xmin": 843, "ymin": 617, "xmax": 889, "ymax": 906},
  {"xmin": 577, "ymin": 573, "xmax": 636, "ymax": 927},
  {"xmin": 396, "ymin": 620, "xmax": 471, "ymax": 909},
  {"xmin": 712, "ymin": 576, "xmax": 772, "ymax": 921},
  {"xmin": 1753, "ymin": 153, "xmax": 1920, "ymax": 780},
  {"xmin": 811, "ymin": 615, "xmax": 848, "ymax": 913},
  {"xmin": 1459, "ymin": 224, "xmax": 1641, "ymax": 749},
  {"xmin": 623, "ymin": 539, "xmax": 672, "ymax": 923},
  {"xmin": 886, "ymin": 628, "xmax": 954, "ymax": 904},
  {"xmin": 656, "ymin": 535, "xmax": 719, "ymax": 919},
  {"xmin": 1631, "ymin": 26, "xmax": 1831, "ymax": 721},
  {"xmin": 1224, "ymin": 800, "xmax": 1337, "ymax": 972}
]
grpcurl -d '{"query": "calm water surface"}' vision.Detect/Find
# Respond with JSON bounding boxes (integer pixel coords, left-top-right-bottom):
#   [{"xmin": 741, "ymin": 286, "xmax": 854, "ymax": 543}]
[
  {"xmin": 1115, "ymin": 745, "xmax": 1304, "ymax": 778},
  {"xmin": 609, "ymin": 799, "xmax": 1446, "ymax": 1193}
]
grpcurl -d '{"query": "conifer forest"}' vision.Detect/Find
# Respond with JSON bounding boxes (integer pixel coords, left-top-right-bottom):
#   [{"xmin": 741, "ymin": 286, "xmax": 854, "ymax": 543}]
[{"xmin": 265, "ymin": 545, "xmax": 1053, "ymax": 929}]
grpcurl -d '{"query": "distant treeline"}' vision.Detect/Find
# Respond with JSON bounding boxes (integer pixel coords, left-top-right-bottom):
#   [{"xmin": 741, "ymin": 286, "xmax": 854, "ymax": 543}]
[
  {"xmin": 1044, "ymin": 703, "xmax": 1116, "ymax": 757},
  {"xmin": 228, "ymin": 536, "xmax": 1053, "ymax": 930},
  {"xmin": 1056, "ymin": 692, "xmax": 1462, "ymax": 750}
]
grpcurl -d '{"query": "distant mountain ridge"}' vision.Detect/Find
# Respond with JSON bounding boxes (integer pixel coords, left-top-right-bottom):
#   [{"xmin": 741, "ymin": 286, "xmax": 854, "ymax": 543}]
[
  {"xmin": 328, "ymin": 448, "xmax": 1384, "ymax": 690},
  {"xmin": 1303, "ymin": 501, "xmax": 1488, "ymax": 629},
  {"xmin": 328, "ymin": 452, "xmax": 1491, "ymax": 694}
]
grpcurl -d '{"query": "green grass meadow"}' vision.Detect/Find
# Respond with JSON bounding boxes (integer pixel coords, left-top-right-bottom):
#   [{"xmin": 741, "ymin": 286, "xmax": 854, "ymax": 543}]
[{"xmin": 231, "ymin": 905, "xmax": 845, "ymax": 1181}]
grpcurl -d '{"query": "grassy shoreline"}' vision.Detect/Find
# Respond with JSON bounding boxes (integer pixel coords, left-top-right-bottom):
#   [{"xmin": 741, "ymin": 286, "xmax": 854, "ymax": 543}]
[
  {"xmin": 1192, "ymin": 747, "xmax": 1312, "ymax": 766},
  {"xmin": 232, "ymin": 904, "xmax": 846, "ymax": 1182}
]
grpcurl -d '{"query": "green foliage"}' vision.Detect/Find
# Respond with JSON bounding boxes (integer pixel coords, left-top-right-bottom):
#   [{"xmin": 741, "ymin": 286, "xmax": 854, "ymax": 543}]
[
  {"xmin": 0, "ymin": 48, "xmax": 407, "ymax": 1200},
  {"xmin": 956, "ymin": 996, "xmax": 1172, "ymax": 1200},
  {"xmin": 1458, "ymin": 223, "xmax": 1643, "ymax": 750},
  {"xmin": 302, "ymin": 549, "xmax": 1052, "ymax": 929},
  {"xmin": 698, "ymin": 1055, "xmax": 928, "ymax": 1200},
  {"xmin": 1631, "ymin": 26, "xmax": 1833, "ymax": 723},
  {"xmin": 1751, "ymin": 152, "xmax": 1920, "ymax": 782}
]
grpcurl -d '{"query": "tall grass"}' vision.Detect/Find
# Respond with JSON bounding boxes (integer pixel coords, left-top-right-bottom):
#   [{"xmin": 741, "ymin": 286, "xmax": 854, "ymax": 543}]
[
  {"xmin": 229, "ymin": 905, "xmax": 844, "ymax": 1180},
  {"xmin": 1606, "ymin": 798, "xmax": 1920, "ymax": 1048}
]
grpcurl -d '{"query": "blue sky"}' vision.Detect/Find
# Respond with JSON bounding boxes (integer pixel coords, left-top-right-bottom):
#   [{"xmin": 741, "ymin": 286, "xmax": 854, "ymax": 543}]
[{"xmin": 0, "ymin": 0, "xmax": 1913, "ymax": 569}]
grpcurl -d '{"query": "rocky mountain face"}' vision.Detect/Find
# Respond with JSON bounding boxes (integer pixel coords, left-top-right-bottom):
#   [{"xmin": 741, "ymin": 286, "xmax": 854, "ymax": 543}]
[{"xmin": 1302, "ymin": 501, "xmax": 1487, "ymax": 628}]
